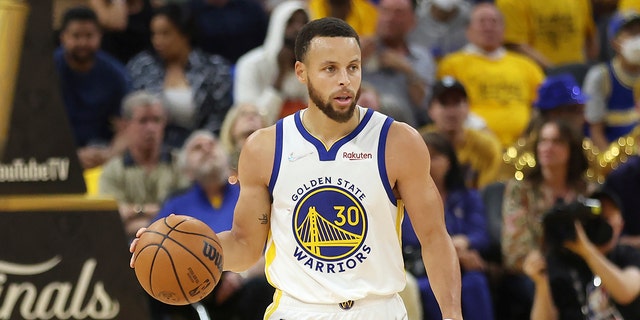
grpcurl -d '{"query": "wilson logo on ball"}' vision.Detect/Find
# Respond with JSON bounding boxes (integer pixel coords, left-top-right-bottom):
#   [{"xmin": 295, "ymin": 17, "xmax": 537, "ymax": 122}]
[
  {"xmin": 134, "ymin": 215, "xmax": 224, "ymax": 305},
  {"xmin": 203, "ymin": 241, "xmax": 223, "ymax": 270}
]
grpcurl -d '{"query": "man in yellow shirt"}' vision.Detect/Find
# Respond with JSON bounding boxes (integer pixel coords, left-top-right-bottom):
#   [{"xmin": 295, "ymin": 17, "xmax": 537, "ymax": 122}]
[
  {"xmin": 496, "ymin": 0, "xmax": 598, "ymax": 69},
  {"xmin": 308, "ymin": 0, "xmax": 379, "ymax": 37},
  {"xmin": 619, "ymin": 0, "xmax": 640, "ymax": 14},
  {"xmin": 437, "ymin": 3, "xmax": 545, "ymax": 149},
  {"xmin": 420, "ymin": 77, "xmax": 503, "ymax": 190}
]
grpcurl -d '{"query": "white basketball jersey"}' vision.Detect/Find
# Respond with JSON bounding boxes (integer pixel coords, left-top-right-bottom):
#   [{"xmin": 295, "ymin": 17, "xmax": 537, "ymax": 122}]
[{"xmin": 265, "ymin": 106, "xmax": 406, "ymax": 304}]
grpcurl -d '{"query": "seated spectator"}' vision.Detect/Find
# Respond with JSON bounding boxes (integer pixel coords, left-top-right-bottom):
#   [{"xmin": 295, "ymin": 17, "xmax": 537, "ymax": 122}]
[
  {"xmin": 420, "ymin": 77, "xmax": 503, "ymax": 189},
  {"xmin": 603, "ymin": 150, "xmax": 640, "ymax": 248},
  {"xmin": 437, "ymin": 3, "xmax": 545, "ymax": 148},
  {"xmin": 496, "ymin": 0, "xmax": 598, "ymax": 69},
  {"xmin": 598, "ymin": 81, "xmax": 640, "ymax": 239},
  {"xmin": 362, "ymin": 0, "xmax": 435, "ymax": 127},
  {"xmin": 358, "ymin": 82, "xmax": 382, "ymax": 110},
  {"xmin": 154, "ymin": 130, "xmax": 274, "ymax": 320},
  {"xmin": 219, "ymin": 103, "xmax": 269, "ymax": 178},
  {"xmin": 357, "ymin": 82, "xmax": 408, "ymax": 121},
  {"xmin": 127, "ymin": 3, "xmax": 233, "ymax": 149},
  {"xmin": 88, "ymin": 0, "xmax": 162, "ymax": 64},
  {"xmin": 189, "ymin": 0, "xmax": 268, "ymax": 64},
  {"xmin": 234, "ymin": 1, "xmax": 309, "ymax": 124},
  {"xmin": 524, "ymin": 188, "xmax": 640, "ymax": 320},
  {"xmin": 403, "ymin": 131, "xmax": 494, "ymax": 320},
  {"xmin": 529, "ymin": 74, "xmax": 588, "ymax": 135},
  {"xmin": 502, "ymin": 74, "xmax": 589, "ymax": 181},
  {"xmin": 54, "ymin": 1, "xmax": 93, "ymax": 31},
  {"xmin": 98, "ymin": 91, "xmax": 187, "ymax": 240},
  {"xmin": 584, "ymin": 12, "xmax": 640, "ymax": 152},
  {"xmin": 54, "ymin": 6, "xmax": 131, "ymax": 170},
  {"xmin": 408, "ymin": 0, "xmax": 471, "ymax": 61},
  {"xmin": 308, "ymin": 0, "xmax": 378, "ymax": 37},
  {"xmin": 501, "ymin": 118, "xmax": 593, "ymax": 319}
]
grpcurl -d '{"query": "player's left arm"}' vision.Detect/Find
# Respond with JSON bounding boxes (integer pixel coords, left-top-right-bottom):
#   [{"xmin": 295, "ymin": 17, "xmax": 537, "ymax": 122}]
[{"xmin": 386, "ymin": 122, "xmax": 463, "ymax": 320}]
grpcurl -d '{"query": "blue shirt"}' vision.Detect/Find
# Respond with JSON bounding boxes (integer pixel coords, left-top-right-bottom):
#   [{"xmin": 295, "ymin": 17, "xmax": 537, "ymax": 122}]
[
  {"xmin": 402, "ymin": 188, "xmax": 490, "ymax": 253},
  {"xmin": 605, "ymin": 62, "xmax": 638, "ymax": 141},
  {"xmin": 156, "ymin": 182, "xmax": 240, "ymax": 233},
  {"xmin": 54, "ymin": 48, "xmax": 132, "ymax": 147}
]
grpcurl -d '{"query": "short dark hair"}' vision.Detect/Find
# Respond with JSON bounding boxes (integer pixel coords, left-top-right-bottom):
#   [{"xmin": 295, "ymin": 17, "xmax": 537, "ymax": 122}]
[
  {"xmin": 422, "ymin": 132, "xmax": 466, "ymax": 192},
  {"xmin": 152, "ymin": 4, "xmax": 194, "ymax": 39},
  {"xmin": 294, "ymin": 17, "xmax": 360, "ymax": 62},
  {"xmin": 409, "ymin": 0, "xmax": 418, "ymax": 11},
  {"xmin": 60, "ymin": 6, "xmax": 100, "ymax": 32}
]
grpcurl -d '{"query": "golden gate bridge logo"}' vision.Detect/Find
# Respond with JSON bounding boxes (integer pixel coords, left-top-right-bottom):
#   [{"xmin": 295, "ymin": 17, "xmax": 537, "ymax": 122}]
[{"xmin": 293, "ymin": 187, "xmax": 367, "ymax": 261}]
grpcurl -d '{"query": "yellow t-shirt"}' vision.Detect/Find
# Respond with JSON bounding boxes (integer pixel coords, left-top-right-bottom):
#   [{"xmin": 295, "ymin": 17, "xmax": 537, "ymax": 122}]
[
  {"xmin": 308, "ymin": 0, "xmax": 378, "ymax": 37},
  {"xmin": 420, "ymin": 125, "xmax": 504, "ymax": 189},
  {"xmin": 619, "ymin": 0, "xmax": 640, "ymax": 13},
  {"xmin": 437, "ymin": 50, "xmax": 545, "ymax": 148},
  {"xmin": 497, "ymin": 0, "xmax": 595, "ymax": 65}
]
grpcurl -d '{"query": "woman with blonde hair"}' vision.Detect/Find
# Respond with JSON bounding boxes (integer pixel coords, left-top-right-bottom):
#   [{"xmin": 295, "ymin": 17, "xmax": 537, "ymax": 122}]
[{"xmin": 219, "ymin": 103, "xmax": 269, "ymax": 175}]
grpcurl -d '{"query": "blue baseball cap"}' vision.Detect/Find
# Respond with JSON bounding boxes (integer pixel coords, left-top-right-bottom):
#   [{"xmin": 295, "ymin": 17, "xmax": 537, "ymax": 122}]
[
  {"xmin": 534, "ymin": 74, "xmax": 588, "ymax": 111},
  {"xmin": 608, "ymin": 11, "xmax": 640, "ymax": 39}
]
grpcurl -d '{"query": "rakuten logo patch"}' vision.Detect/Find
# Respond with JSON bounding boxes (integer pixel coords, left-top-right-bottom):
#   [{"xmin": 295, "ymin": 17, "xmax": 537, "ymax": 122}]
[{"xmin": 342, "ymin": 152, "xmax": 373, "ymax": 160}]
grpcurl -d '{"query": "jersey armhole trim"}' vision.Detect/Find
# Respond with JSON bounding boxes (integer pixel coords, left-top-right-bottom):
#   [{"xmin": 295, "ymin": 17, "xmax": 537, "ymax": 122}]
[
  {"xmin": 378, "ymin": 117, "xmax": 397, "ymax": 205},
  {"xmin": 268, "ymin": 119, "xmax": 284, "ymax": 194}
]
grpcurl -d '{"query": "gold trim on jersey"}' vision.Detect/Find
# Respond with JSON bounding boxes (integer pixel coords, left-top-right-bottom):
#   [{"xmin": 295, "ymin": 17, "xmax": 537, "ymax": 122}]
[
  {"xmin": 263, "ymin": 289, "xmax": 282, "ymax": 319},
  {"xmin": 264, "ymin": 231, "xmax": 276, "ymax": 287},
  {"xmin": 396, "ymin": 199, "xmax": 404, "ymax": 244},
  {"xmin": 605, "ymin": 109, "xmax": 640, "ymax": 126}
]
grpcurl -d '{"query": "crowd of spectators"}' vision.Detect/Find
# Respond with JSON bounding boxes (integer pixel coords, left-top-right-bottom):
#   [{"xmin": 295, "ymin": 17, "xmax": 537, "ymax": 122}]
[{"xmin": 50, "ymin": 0, "xmax": 640, "ymax": 319}]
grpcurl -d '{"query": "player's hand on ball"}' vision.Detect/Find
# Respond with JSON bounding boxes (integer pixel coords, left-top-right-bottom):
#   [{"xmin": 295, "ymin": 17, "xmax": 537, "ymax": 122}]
[
  {"xmin": 131, "ymin": 214, "xmax": 223, "ymax": 305},
  {"xmin": 129, "ymin": 227, "xmax": 148, "ymax": 268}
]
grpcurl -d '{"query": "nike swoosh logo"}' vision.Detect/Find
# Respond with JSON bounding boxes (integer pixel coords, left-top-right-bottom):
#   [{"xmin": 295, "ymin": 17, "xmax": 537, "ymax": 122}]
[{"xmin": 288, "ymin": 152, "xmax": 314, "ymax": 162}]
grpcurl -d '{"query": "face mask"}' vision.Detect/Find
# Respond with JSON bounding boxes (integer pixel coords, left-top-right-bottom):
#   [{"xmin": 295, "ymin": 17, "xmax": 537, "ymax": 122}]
[
  {"xmin": 621, "ymin": 36, "xmax": 640, "ymax": 65},
  {"xmin": 431, "ymin": 0, "xmax": 460, "ymax": 11}
]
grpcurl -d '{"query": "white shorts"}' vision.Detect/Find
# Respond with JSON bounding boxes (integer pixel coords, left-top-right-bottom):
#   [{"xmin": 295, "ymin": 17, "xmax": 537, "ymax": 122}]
[{"xmin": 263, "ymin": 291, "xmax": 408, "ymax": 320}]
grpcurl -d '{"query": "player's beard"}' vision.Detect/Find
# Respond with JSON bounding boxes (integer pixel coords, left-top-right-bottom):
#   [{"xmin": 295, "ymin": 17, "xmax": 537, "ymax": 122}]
[{"xmin": 307, "ymin": 78, "xmax": 360, "ymax": 123}]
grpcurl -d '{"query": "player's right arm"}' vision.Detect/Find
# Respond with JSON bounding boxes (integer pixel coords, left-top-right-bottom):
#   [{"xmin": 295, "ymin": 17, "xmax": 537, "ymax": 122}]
[
  {"xmin": 217, "ymin": 127, "xmax": 275, "ymax": 273},
  {"xmin": 129, "ymin": 127, "xmax": 275, "ymax": 272}
]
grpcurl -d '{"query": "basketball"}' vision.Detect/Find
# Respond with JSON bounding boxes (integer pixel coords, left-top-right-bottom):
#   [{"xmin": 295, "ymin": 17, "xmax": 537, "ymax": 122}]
[{"xmin": 133, "ymin": 214, "xmax": 224, "ymax": 305}]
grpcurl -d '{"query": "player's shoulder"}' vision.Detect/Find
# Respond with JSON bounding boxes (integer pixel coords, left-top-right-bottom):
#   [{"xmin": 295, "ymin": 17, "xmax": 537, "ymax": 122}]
[
  {"xmin": 386, "ymin": 121, "xmax": 428, "ymax": 154},
  {"xmin": 387, "ymin": 120, "xmax": 421, "ymax": 137},
  {"xmin": 239, "ymin": 125, "xmax": 277, "ymax": 168},
  {"xmin": 245, "ymin": 124, "xmax": 276, "ymax": 141}
]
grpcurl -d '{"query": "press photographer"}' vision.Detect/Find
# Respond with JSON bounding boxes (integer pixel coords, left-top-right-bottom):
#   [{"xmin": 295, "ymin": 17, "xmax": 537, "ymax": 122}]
[
  {"xmin": 542, "ymin": 197, "xmax": 615, "ymax": 257},
  {"xmin": 524, "ymin": 189, "xmax": 640, "ymax": 320}
]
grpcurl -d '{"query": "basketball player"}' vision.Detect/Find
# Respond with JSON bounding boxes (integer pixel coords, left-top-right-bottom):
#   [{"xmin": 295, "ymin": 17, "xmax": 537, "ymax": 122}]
[{"xmin": 131, "ymin": 17, "xmax": 462, "ymax": 320}]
